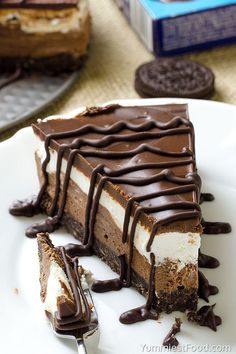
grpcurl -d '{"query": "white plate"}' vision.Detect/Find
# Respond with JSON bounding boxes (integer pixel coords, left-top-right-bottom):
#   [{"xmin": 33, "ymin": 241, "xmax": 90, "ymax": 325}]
[{"xmin": 0, "ymin": 98, "xmax": 235, "ymax": 354}]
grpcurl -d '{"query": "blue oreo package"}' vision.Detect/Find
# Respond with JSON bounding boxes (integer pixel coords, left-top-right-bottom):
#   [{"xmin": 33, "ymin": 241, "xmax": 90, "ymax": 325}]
[{"xmin": 115, "ymin": 0, "xmax": 236, "ymax": 55}]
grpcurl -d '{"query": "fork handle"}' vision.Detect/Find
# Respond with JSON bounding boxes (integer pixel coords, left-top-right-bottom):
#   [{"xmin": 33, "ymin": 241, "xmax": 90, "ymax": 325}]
[{"xmin": 76, "ymin": 338, "xmax": 88, "ymax": 354}]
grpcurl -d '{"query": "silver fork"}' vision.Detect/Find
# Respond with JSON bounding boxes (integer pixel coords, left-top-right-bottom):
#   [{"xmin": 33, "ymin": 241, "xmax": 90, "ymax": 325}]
[{"xmin": 49, "ymin": 287, "xmax": 99, "ymax": 354}]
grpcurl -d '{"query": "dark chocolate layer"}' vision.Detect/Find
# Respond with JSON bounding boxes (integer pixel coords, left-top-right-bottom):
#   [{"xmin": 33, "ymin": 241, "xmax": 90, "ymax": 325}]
[{"xmin": 0, "ymin": 53, "xmax": 86, "ymax": 75}]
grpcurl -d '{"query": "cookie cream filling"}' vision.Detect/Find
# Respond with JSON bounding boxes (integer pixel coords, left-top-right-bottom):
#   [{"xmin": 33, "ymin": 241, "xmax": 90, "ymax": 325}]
[{"xmin": 37, "ymin": 142, "xmax": 201, "ymax": 271}]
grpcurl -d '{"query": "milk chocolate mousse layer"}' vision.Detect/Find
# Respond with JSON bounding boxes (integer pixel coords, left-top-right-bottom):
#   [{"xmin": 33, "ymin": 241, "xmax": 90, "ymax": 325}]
[
  {"xmin": 25, "ymin": 103, "xmax": 201, "ymax": 314},
  {"xmin": 0, "ymin": 0, "xmax": 90, "ymax": 73}
]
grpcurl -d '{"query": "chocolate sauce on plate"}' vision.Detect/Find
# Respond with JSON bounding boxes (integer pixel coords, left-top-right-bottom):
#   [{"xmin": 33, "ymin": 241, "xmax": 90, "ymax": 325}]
[
  {"xmin": 198, "ymin": 251, "xmax": 220, "ymax": 269},
  {"xmin": 187, "ymin": 304, "xmax": 221, "ymax": 332},
  {"xmin": 162, "ymin": 318, "xmax": 182, "ymax": 348},
  {"xmin": 119, "ymin": 253, "xmax": 159, "ymax": 324},
  {"xmin": 200, "ymin": 193, "xmax": 214, "ymax": 204},
  {"xmin": 202, "ymin": 219, "xmax": 231, "ymax": 234},
  {"xmin": 92, "ymin": 255, "xmax": 126, "ymax": 292}
]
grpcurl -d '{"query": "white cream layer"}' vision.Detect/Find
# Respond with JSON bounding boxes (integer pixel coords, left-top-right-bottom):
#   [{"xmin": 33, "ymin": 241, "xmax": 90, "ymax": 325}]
[
  {"xmin": 0, "ymin": 0, "xmax": 89, "ymax": 34},
  {"xmin": 44, "ymin": 260, "xmax": 73, "ymax": 315},
  {"xmin": 37, "ymin": 144, "xmax": 201, "ymax": 271}
]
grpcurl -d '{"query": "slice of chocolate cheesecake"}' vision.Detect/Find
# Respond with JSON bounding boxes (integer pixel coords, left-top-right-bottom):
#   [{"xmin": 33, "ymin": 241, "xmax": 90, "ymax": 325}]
[
  {"xmin": 14, "ymin": 103, "xmax": 202, "ymax": 316},
  {"xmin": 0, "ymin": 0, "xmax": 90, "ymax": 73},
  {"xmin": 37, "ymin": 232, "xmax": 93, "ymax": 332}
]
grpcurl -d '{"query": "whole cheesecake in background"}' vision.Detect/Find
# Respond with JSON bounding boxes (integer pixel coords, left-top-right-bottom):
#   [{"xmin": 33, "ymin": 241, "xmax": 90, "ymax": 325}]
[
  {"xmin": 0, "ymin": 0, "xmax": 90, "ymax": 73},
  {"xmin": 28, "ymin": 103, "xmax": 202, "ymax": 315}
]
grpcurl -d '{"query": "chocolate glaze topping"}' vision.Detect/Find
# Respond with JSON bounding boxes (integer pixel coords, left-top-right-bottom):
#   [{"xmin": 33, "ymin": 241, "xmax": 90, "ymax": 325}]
[
  {"xmin": 198, "ymin": 271, "xmax": 218, "ymax": 302},
  {"xmin": 162, "ymin": 318, "xmax": 182, "ymax": 348},
  {"xmin": 0, "ymin": 0, "xmax": 78, "ymax": 9}
]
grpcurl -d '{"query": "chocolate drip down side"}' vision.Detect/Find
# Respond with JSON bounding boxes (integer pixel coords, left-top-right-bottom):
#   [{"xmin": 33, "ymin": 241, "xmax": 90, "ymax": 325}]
[
  {"xmin": 91, "ymin": 255, "xmax": 126, "ymax": 293},
  {"xmin": 119, "ymin": 253, "xmax": 159, "ymax": 324},
  {"xmin": 162, "ymin": 318, "xmax": 182, "ymax": 348},
  {"xmin": 198, "ymin": 271, "xmax": 219, "ymax": 303},
  {"xmin": 198, "ymin": 251, "xmax": 220, "ymax": 269},
  {"xmin": 200, "ymin": 193, "xmax": 214, "ymax": 204},
  {"xmin": 202, "ymin": 219, "xmax": 231, "ymax": 234}
]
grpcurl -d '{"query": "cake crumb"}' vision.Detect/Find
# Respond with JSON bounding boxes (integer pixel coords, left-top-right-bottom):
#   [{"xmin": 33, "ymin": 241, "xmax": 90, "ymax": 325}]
[{"xmin": 14, "ymin": 288, "xmax": 19, "ymax": 295}]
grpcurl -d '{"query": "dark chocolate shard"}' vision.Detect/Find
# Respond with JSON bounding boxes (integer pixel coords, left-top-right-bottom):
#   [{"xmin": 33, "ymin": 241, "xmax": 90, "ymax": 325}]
[
  {"xmin": 9, "ymin": 196, "xmax": 40, "ymax": 217},
  {"xmin": 198, "ymin": 251, "xmax": 220, "ymax": 268},
  {"xmin": 198, "ymin": 271, "xmax": 219, "ymax": 302},
  {"xmin": 202, "ymin": 219, "xmax": 232, "ymax": 234},
  {"xmin": 187, "ymin": 304, "xmax": 221, "ymax": 332},
  {"xmin": 162, "ymin": 318, "xmax": 182, "ymax": 348}
]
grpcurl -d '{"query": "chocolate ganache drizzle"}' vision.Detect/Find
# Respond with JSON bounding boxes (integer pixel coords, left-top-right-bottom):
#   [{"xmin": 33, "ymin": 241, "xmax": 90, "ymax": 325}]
[{"xmin": 9, "ymin": 104, "xmax": 231, "ymax": 326}]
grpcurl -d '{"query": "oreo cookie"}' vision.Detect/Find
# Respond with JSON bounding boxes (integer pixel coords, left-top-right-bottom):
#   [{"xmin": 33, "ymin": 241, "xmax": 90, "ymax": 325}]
[{"xmin": 135, "ymin": 59, "xmax": 215, "ymax": 99}]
